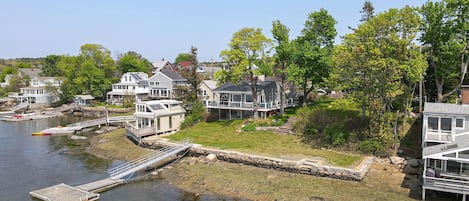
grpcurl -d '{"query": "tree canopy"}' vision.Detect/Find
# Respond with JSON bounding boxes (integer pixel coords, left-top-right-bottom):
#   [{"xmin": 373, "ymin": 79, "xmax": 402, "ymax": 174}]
[
  {"xmin": 117, "ymin": 51, "xmax": 151, "ymax": 74},
  {"xmin": 219, "ymin": 27, "xmax": 273, "ymax": 120}
]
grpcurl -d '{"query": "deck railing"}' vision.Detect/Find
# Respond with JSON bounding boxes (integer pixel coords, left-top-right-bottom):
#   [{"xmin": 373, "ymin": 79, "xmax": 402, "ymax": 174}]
[
  {"xmin": 125, "ymin": 123, "xmax": 155, "ymax": 138},
  {"xmin": 424, "ymin": 176, "xmax": 469, "ymax": 193}
]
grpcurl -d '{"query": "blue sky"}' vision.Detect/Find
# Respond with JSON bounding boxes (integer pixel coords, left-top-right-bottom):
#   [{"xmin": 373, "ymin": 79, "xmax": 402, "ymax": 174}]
[{"xmin": 1, "ymin": 0, "xmax": 429, "ymax": 62}]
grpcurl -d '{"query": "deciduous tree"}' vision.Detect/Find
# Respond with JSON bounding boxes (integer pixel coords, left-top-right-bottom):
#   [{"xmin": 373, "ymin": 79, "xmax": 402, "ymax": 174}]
[
  {"xmin": 288, "ymin": 9, "xmax": 337, "ymax": 107},
  {"xmin": 419, "ymin": 0, "xmax": 469, "ymax": 102},
  {"xmin": 220, "ymin": 27, "xmax": 272, "ymax": 120},
  {"xmin": 272, "ymin": 20, "xmax": 292, "ymax": 116}
]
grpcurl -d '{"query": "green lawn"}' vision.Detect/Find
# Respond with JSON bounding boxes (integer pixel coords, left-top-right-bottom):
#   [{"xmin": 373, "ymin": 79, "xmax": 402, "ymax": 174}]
[{"xmin": 165, "ymin": 120, "xmax": 362, "ymax": 167}]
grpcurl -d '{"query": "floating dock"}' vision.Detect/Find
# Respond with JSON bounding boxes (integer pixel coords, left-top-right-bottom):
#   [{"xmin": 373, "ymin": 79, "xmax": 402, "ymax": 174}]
[
  {"xmin": 30, "ymin": 183, "xmax": 100, "ymax": 201},
  {"xmin": 29, "ymin": 178, "xmax": 124, "ymax": 201}
]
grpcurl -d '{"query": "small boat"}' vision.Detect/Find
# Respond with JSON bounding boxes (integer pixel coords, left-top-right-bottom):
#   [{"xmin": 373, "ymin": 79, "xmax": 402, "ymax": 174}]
[{"xmin": 32, "ymin": 131, "xmax": 52, "ymax": 136}]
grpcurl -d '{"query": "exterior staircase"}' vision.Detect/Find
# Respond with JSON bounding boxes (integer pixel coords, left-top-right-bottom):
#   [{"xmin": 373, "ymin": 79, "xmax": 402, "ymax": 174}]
[{"xmin": 275, "ymin": 116, "xmax": 297, "ymax": 135}]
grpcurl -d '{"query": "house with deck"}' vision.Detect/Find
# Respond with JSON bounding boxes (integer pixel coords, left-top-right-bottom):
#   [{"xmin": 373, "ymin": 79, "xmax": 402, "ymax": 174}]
[
  {"xmin": 204, "ymin": 80, "xmax": 294, "ymax": 120},
  {"xmin": 422, "ymin": 97, "xmax": 469, "ymax": 200},
  {"xmin": 106, "ymin": 72, "xmax": 149, "ymax": 105},
  {"xmin": 126, "ymin": 100, "xmax": 185, "ymax": 143},
  {"xmin": 9, "ymin": 76, "xmax": 62, "ymax": 104},
  {"xmin": 148, "ymin": 70, "xmax": 187, "ymax": 100},
  {"xmin": 74, "ymin": 95, "xmax": 95, "ymax": 106}
]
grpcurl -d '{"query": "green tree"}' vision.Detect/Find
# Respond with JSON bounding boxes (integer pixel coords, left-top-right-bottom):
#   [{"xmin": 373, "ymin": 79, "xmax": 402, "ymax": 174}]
[
  {"xmin": 174, "ymin": 53, "xmax": 192, "ymax": 65},
  {"xmin": 360, "ymin": 0, "xmax": 375, "ymax": 22},
  {"xmin": 41, "ymin": 55, "xmax": 63, "ymax": 76},
  {"xmin": 0, "ymin": 66, "xmax": 17, "ymax": 82},
  {"xmin": 117, "ymin": 51, "xmax": 151, "ymax": 74},
  {"xmin": 17, "ymin": 62, "xmax": 31, "ymax": 68},
  {"xmin": 220, "ymin": 27, "xmax": 273, "ymax": 120},
  {"xmin": 272, "ymin": 20, "xmax": 292, "ymax": 116},
  {"xmin": 180, "ymin": 46, "xmax": 203, "ymax": 102},
  {"xmin": 419, "ymin": 0, "xmax": 469, "ymax": 102},
  {"xmin": 58, "ymin": 44, "xmax": 115, "ymax": 102},
  {"xmin": 334, "ymin": 6, "xmax": 425, "ymax": 147},
  {"xmin": 288, "ymin": 9, "xmax": 337, "ymax": 107}
]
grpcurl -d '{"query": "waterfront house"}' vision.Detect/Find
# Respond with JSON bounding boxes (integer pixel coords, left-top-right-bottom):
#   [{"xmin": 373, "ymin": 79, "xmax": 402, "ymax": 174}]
[
  {"xmin": 148, "ymin": 70, "xmax": 187, "ymax": 100},
  {"xmin": 73, "ymin": 95, "xmax": 95, "ymax": 106},
  {"xmin": 9, "ymin": 76, "xmax": 62, "ymax": 104},
  {"xmin": 106, "ymin": 72, "xmax": 149, "ymax": 105},
  {"xmin": 204, "ymin": 80, "xmax": 294, "ymax": 120},
  {"xmin": 152, "ymin": 60, "xmax": 174, "ymax": 74},
  {"xmin": 421, "ymin": 89, "xmax": 469, "ymax": 200},
  {"xmin": 126, "ymin": 99, "xmax": 186, "ymax": 143}
]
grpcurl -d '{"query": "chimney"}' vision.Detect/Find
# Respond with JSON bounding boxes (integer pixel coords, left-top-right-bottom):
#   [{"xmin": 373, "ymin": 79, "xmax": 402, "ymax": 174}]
[
  {"xmin": 462, "ymin": 85, "xmax": 469, "ymax": 104},
  {"xmin": 162, "ymin": 58, "xmax": 164, "ymax": 61}
]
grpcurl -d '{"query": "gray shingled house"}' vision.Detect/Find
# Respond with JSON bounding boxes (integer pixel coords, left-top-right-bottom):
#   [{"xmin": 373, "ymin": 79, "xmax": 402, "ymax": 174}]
[
  {"xmin": 205, "ymin": 80, "xmax": 294, "ymax": 119},
  {"xmin": 422, "ymin": 98, "xmax": 469, "ymax": 200}
]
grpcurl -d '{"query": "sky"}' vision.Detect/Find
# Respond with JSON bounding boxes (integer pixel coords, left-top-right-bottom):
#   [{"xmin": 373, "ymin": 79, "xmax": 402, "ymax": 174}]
[{"xmin": 1, "ymin": 0, "xmax": 430, "ymax": 63}]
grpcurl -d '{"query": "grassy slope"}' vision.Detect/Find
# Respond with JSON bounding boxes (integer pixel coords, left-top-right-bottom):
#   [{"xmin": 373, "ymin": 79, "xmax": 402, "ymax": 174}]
[{"xmin": 165, "ymin": 120, "xmax": 361, "ymax": 167}]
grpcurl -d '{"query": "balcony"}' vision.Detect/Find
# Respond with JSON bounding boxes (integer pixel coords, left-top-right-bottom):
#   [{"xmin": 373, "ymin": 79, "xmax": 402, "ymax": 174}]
[
  {"xmin": 425, "ymin": 129, "xmax": 454, "ymax": 143},
  {"xmin": 424, "ymin": 175, "xmax": 469, "ymax": 194},
  {"xmin": 125, "ymin": 123, "xmax": 155, "ymax": 138}
]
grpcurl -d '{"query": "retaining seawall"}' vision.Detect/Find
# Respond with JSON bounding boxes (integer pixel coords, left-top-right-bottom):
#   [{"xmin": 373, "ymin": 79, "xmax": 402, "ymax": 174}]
[{"xmin": 143, "ymin": 140, "xmax": 374, "ymax": 181}]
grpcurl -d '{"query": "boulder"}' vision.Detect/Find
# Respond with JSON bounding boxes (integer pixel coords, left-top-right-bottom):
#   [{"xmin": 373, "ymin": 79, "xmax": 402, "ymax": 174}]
[
  {"xmin": 407, "ymin": 158, "xmax": 421, "ymax": 168},
  {"xmin": 206, "ymin": 153, "xmax": 217, "ymax": 161},
  {"xmin": 389, "ymin": 156, "xmax": 405, "ymax": 165}
]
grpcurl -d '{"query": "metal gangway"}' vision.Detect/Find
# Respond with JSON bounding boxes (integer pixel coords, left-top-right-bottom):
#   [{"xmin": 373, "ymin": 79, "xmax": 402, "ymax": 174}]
[{"xmin": 108, "ymin": 139, "xmax": 192, "ymax": 179}]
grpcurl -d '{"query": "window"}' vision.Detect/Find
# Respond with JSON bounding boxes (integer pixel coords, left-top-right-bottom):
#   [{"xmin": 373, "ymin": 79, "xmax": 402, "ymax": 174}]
[
  {"xmin": 428, "ymin": 117, "xmax": 439, "ymax": 131},
  {"xmin": 441, "ymin": 118, "xmax": 452, "ymax": 132},
  {"xmin": 203, "ymin": 90, "xmax": 207, "ymax": 96},
  {"xmin": 456, "ymin": 118, "xmax": 465, "ymax": 129},
  {"xmin": 161, "ymin": 90, "xmax": 168, "ymax": 97},
  {"xmin": 156, "ymin": 82, "xmax": 160, "ymax": 86}
]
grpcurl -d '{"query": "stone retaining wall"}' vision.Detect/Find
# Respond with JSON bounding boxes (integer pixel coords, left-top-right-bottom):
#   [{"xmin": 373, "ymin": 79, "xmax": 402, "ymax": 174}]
[{"xmin": 144, "ymin": 140, "xmax": 374, "ymax": 181}]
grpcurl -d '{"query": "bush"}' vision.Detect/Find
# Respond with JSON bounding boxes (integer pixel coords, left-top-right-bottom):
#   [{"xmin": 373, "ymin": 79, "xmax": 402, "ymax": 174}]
[
  {"xmin": 180, "ymin": 100, "xmax": 206, "ymax": 129},
  {"xmin": 358, "ymin": 140, "xmax": 391, "ymax": 157},
  {"xmin": 325, "ymin": 128, "xmax": 348, "ymax": 146},
  {"xmin": 242, "ymin": 123, "xmax": 256, "ymax": 132}
]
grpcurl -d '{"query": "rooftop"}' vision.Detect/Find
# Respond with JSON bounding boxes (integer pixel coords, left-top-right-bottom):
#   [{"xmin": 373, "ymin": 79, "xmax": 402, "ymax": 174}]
[
  {"xmin": 214, "ymin": 80, "xmax": 276, "ymax": 92},
  {"xmin": 424, "ymin": 102, "xmax": 469, "ymax": 115}
]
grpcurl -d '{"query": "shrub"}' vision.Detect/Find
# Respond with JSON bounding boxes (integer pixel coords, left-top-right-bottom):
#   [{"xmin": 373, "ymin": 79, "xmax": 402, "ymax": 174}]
[
  {"xmin": 325, "ymin": 128, "xmax": 348, "ymax": 146},
  {"xmin": 180, "ymin": 101, "xmax": 206, "ymax": 129},
  {"xmin": 358, "ymin": 140, "xmax": 391, "ymax": 157},
  {"xmin": 242, "ymin": 123, "xmax": 256, "ymax": 132}
]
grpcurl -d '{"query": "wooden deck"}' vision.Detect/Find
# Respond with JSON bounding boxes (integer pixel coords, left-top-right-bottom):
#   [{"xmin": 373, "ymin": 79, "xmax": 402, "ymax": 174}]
[{"xmin": 76, "ymin": 178, "xmax": 124, "ymax": 193}]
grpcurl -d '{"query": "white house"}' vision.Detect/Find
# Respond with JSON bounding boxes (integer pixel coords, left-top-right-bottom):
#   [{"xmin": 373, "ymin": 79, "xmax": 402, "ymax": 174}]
[
  {"xmin": 148, "ymin": 70, "xmax": 187, "ymax": 100},
  {"xmin": 9, "ymin": 76, "xmax": 62, "ymax": 104},
  {"xmin": 126, "ymin": 100, "xmax": 186, "ymax": 143},
  {"xmin": 107, "ymin": 72, "xmax": 149, "ymax": 105}
]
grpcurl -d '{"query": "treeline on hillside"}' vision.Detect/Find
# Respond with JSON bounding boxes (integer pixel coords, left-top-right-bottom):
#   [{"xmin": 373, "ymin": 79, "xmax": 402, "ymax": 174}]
[{"xmin": 215, "ymin": 0, "xmax": 468, "ymax": 155}]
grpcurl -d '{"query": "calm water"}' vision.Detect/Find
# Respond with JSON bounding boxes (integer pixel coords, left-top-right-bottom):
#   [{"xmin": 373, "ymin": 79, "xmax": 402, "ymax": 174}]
[{"xmin": 0, "ymin": 115, "xmax": 234, "ymax": 201}]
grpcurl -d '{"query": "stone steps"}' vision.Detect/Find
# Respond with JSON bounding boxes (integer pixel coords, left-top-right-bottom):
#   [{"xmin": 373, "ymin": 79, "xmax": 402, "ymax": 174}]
[{"xmin": 275, "ymin": 117, "xmax": 297, "ymax": 135}]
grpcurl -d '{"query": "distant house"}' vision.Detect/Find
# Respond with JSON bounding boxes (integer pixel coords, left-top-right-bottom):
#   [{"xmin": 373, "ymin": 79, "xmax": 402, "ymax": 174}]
[
  {"xmin": 74, "ymin": 95, "xmax": 95, "ymax": 106},
  {"xmin": 204, "ymin": 80, "xmax": 294, "ymax": 120},
  {"xmin": 198, "ymin": 80, "xmax": 217, "ymax": 104},
  {"xmin": 148, "ymin": 70, "xmax": 187, "ymax": 100},
  {"xmin": 197, "ymin": 65, "xmax": 222, "ymax": 79},
  {"xmin": 126, "ymin": 100, "xmax": 186, "ymax": 143},
  {"xmin": 421, "ymin": 88, "xmax": 469, "ymax": 200},
  {"xmin": 176, "ymin": 61, "xmax": 192, "ymax": 71},
  {"xmin": 107, "ymin": 72, "xmax": 149, "ymax": 105},
  {"xmin": 0, "ymin": 74, "xmax": 13, "ymax": 88},
  {"xmin": 9, "ymin": 76, "xmax": 62, "ymax": 104},
  {"xmin": 151, "ymin": 61, "xmax": 174, "ymax": 74}
]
